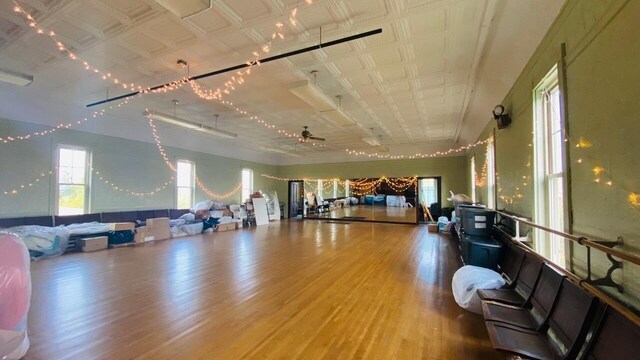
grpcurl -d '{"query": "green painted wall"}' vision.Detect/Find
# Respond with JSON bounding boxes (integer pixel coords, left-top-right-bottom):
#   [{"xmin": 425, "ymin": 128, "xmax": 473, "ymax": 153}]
[
  {"xmin": 0, "ymin": 117, "xmax": 285, "ymax": 217},
  {"xmin": 279, "ymin": 156, "xmax": 468, "ymax": 208},
  {"xmin": 468, "ymin": 0, "xmax": 640, "ymax": 308}
]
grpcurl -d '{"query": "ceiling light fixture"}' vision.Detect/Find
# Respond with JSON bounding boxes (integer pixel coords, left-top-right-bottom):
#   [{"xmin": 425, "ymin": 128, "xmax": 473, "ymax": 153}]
[
  {"xmin": 155, "ymin": 0, "xmax": 211, "ymax": 19},
  {"xmin": 362, "ymin": 137, "xmax": 381, "ymax": 147},
  {"xmin": 289, "ymin": 76, "xmax": 355, "ymax": 126},
  {"xmin": 144, "ymin": 110, "xmax": 237, "ymax": 139},
  {"xmin": 259, "ymin": 146, "xmax": 303, "ymax": 157},
  {"xmin": 0, "ymin": 68, "xmax": 33, "ymax": 86}
]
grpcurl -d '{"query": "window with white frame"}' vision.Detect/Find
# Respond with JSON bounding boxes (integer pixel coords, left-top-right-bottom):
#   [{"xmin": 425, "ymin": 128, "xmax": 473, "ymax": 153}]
[
  {"xmin": 241, "ymin": 168, "xmax": 253, "ymax": 202},
  {"xmin": 487, "ymin": 141, "xmax": 496, "ymax": 209},
  {"xmin": 345, "ymin": 180, "xmax": 350, "ymax": 197},
  {"xmin": 470, "ymin": 156, "xmax": 477, "ymax": 202},
  {"xmin": 333, "ymin": 179, "xmax": 338, "ymax": 198},
  {"xmin": 57, "ymin": 146, "xmax": 91, "ymax": 215},
  {"xmin": 176, "ymin": 160, "xmax": 194, "ymax": 209},
  {"xmin": 533, "ymin": 66, "xmax": 566, "ymax": 265}
]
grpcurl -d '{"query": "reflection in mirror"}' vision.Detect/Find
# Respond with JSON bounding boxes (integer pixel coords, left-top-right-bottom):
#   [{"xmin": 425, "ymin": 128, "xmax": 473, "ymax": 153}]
[{"xmin": 303, "ymin": 177, "xmax": 441, "ymax": 224}]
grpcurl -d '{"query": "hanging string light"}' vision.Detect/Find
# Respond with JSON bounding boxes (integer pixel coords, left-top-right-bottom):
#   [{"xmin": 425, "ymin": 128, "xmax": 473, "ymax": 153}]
[
  {"xmin": 260, "ymin": 174, "xmax": 417, "ymax": 196},
  {"xmin": 188, "ymin": 0, "xmax": 315, "ymax": 100},
  {"xmin": 345, "ymin": 138, "xmax": 492, "ymax": 160},
  {"xmin": 13, "ymin": 0, "xmax": 316, "ymax": 104},
  {"xmin": 91, "ymin": 168, "xmax": 174, "ymax": 197},
  {"xmin": 147, "ymin": 113, "xmax": 242, "ymax": 199},
  {"xmin": 0, "ymin": 170, "xmax": 53, "ymax": 196}
]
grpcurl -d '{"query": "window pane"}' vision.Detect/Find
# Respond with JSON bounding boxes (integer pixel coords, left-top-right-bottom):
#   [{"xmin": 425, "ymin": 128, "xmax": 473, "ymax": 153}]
[
  {"xmin": 59, "ymin": 185, "xmax": 85, "ymax": 215},
  {"xmin": 59, "ymin": 149, "xmax": 74, "ymax": 167},
  {"xmin": 59, "ymin": 166, "xmax": 73, "ymax": 183},
  {"xmin": 242, "ymin": 169, "xmax": 253, "ymax": 201},
  {"xmin": 177, "ymin": 162, "xmax": 192, "ymax": 187},
  {"xmin": 177, "ymin": 187, "xmax": 192, "ymax": 209},
  {"xmin": 72, "ymin": 150, "xmax": 86, "ymax": 168},
  {"xmin": 72, "ymin": 167, "xmax": 85, "ymax": 184}
]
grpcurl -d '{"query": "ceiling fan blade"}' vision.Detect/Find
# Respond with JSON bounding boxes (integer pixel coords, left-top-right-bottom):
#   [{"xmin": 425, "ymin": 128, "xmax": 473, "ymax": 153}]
[{"xmin": 309, "ymin": 136, "xmax": 325, "ymax": 141}]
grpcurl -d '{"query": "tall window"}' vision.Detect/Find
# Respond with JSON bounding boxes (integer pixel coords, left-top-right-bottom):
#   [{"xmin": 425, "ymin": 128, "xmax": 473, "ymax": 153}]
[
  {"xmin": 176, "ymin": 160, "xmax": 194, "ymax": 209},
  {"xmin": 470, "ymin": 157, "xmax": 476, "ymax": 202},
  {"xmin": 345, "ymin": 180, "xmax": 350, "ymax": 197},
  {"xmin": 241, "ymin": 168, "xmax": 253, "ymax": 201},
  {"xmin": 333, "ymin": 179, "xmax": 338, "ymax": 198},
  {"xmin": 533, "ymin": 66, "xmax": 566, "ymax": 265},
  {"xmin": 487, "ymin": 141, "xmax": 496, "ymax": 209},
  {"xmin": 57, "ymin": 146, "xmax": 90, "ymax": 215}
]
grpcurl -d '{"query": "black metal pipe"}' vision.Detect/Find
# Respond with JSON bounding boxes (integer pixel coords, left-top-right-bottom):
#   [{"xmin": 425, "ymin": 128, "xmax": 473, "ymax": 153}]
[{"xmin": 86, "ymin": 28, "xmax": 382, "ymax": 108}]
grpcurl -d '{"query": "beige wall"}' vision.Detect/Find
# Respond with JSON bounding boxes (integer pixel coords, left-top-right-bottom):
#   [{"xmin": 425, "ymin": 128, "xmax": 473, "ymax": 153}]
[
  {"xmin": 0, "ymin": 117, "xmax": 285, "ymax": 217},
  {"xmin": 468, "ymin": 0, "xmax": 640, "ymax": 308}
]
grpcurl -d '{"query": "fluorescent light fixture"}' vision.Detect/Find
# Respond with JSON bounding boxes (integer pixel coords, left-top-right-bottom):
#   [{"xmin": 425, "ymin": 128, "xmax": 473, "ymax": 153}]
[
  {"xmin": 362, "ymin": 137, "xmax": 381, "ymax": 147},
  {"xmin": 144, "ymin": 110, "xmax": 237, "ymax": 139},
  {"xmin": 155, "ymin": 0, "xmax": 211, "ymax": 18},
  {"xmin": 289, "ymin": 80, "xmax": 355, "ymax": 126},
  {"xmin": 0, "ymin": 68, "xmax": 33, "ymax": 86},
  {"xmin": 260, "ymin": 146, "xmax": 304, "ymax": 157}
]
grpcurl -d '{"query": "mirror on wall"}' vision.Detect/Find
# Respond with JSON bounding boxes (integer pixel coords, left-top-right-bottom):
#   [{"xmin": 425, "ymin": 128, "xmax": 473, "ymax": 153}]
[{"xmin": 300, "ymin": 177, "xmax": 442, "ymax": 224}]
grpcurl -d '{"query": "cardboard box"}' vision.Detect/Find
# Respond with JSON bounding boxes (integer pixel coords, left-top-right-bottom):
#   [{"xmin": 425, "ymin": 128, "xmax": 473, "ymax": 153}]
[
  {"xmin": 427, "ymin": 223, "xmax": 438, "ymax": 233},
  {"xmin": 134, "ymin": 226, "xmax": 148, "ymax": 243},
  {"xmin": 146, "ymin": 217, "xmax": 169, "ymax": 228},
  {"xmin": 216, "ymin": 222, "xmax": 237, "ymax": 232},
  {"xmin": 109, "ymin": 222, "xmax": 135, "ymax": 231},
  {"xmin": 135, "ymin": 225, "xmax": 171, "ymax": 243},
  {"xmin": 80, "ymin": 236, "xmax": 108, "ymax": 252},
  {"xmin": 144, "ymin": 217, "xmax": 170, "ymax": 241}
]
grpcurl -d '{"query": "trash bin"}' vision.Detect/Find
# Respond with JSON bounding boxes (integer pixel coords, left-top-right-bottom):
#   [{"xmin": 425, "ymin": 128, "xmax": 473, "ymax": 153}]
[{"xmin": 462, "ymin": 234, "xmax": 503, "ymax": 270}]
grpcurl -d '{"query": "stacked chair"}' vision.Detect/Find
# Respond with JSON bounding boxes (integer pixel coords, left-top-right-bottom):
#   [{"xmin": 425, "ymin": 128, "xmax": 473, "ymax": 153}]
[{"xmin": 477, "ymin": 242, "xmax": 640, "ymax": 359}]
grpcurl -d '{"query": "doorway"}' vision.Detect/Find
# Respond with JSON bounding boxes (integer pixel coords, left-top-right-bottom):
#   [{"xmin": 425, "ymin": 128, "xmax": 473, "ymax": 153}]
[
  {"xmin": 288, "ymin": 181, "xmax": 304, "ymax": 218},
  {"xmin": 417, "ymin": 177, "xmax": 442, "ymax": 223}
]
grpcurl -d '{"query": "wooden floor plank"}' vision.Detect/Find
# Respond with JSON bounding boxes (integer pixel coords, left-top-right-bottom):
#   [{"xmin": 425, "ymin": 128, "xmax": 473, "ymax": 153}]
[{"xmin": 24, "ymin": 220, "xmax": 500, "ymax": 360}]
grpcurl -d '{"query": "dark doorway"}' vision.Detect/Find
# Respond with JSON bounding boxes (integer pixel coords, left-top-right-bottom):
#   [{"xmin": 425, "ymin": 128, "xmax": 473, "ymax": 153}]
[{"xmin": 288, "ymin": 181, "xmax": 304, "ymax": 218}]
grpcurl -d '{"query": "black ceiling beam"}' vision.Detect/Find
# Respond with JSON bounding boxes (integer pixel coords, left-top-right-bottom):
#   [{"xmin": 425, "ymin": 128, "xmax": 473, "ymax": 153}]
[{"xmin": 85, "ymin": 28, "xmax": 382, "ymax": 108}]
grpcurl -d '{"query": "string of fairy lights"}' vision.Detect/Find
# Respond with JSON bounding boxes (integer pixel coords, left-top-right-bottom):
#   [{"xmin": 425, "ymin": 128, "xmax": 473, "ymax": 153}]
[
  {"xmin": 11, "ymin": 0, "xmax": 315, "ymax": 103},
  {"xmin": 189, "ymin": 0, "xmax": 316, "ymax": 100},
  {"xmin": 147, "ymin": 113, "xmax": 241, "ymax": 199},
  {"xmin": 260, "ymin": 174, "xmax": 418, "ymax": 196},
  {"xmin": 345, "ymin": 137, "xmax": 493, "ymax": 160}
]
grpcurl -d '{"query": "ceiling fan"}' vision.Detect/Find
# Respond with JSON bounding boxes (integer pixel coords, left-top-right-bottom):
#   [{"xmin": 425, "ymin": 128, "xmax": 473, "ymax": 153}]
[{"xmin": 300, "ymin": 126, "xmax": 325, "ymax": 142}]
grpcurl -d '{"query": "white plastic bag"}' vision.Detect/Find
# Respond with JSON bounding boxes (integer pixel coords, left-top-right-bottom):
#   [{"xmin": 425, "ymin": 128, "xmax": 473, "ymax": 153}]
[
  {"xmin": 452, "ymin": 265, "xmax": 505, "ymax": 314},
  {"xmin": 191, "ymin": 199, "xmax": 214, "ymax": 212},
  {"xmin": 0, "ymin": 232, "xmax": 31, "ymax": 359}
]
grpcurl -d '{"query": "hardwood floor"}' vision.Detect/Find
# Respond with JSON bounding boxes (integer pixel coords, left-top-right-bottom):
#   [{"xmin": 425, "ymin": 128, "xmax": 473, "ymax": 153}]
[{"xmin": 25, "ymin": 220, "xmax": 500, "ymax": 359}]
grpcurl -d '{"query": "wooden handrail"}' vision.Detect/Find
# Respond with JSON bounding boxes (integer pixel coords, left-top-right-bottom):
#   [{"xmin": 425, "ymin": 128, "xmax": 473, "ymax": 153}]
[{"xmin": 496, "ymin": 210, "xmax": 640, "ymax": 267}]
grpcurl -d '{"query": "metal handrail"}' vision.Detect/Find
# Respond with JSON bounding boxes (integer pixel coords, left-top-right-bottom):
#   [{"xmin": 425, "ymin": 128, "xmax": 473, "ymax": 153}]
[{"xmin": 496, "ymin": 210, "xmax": 640, "ymax": 267}]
